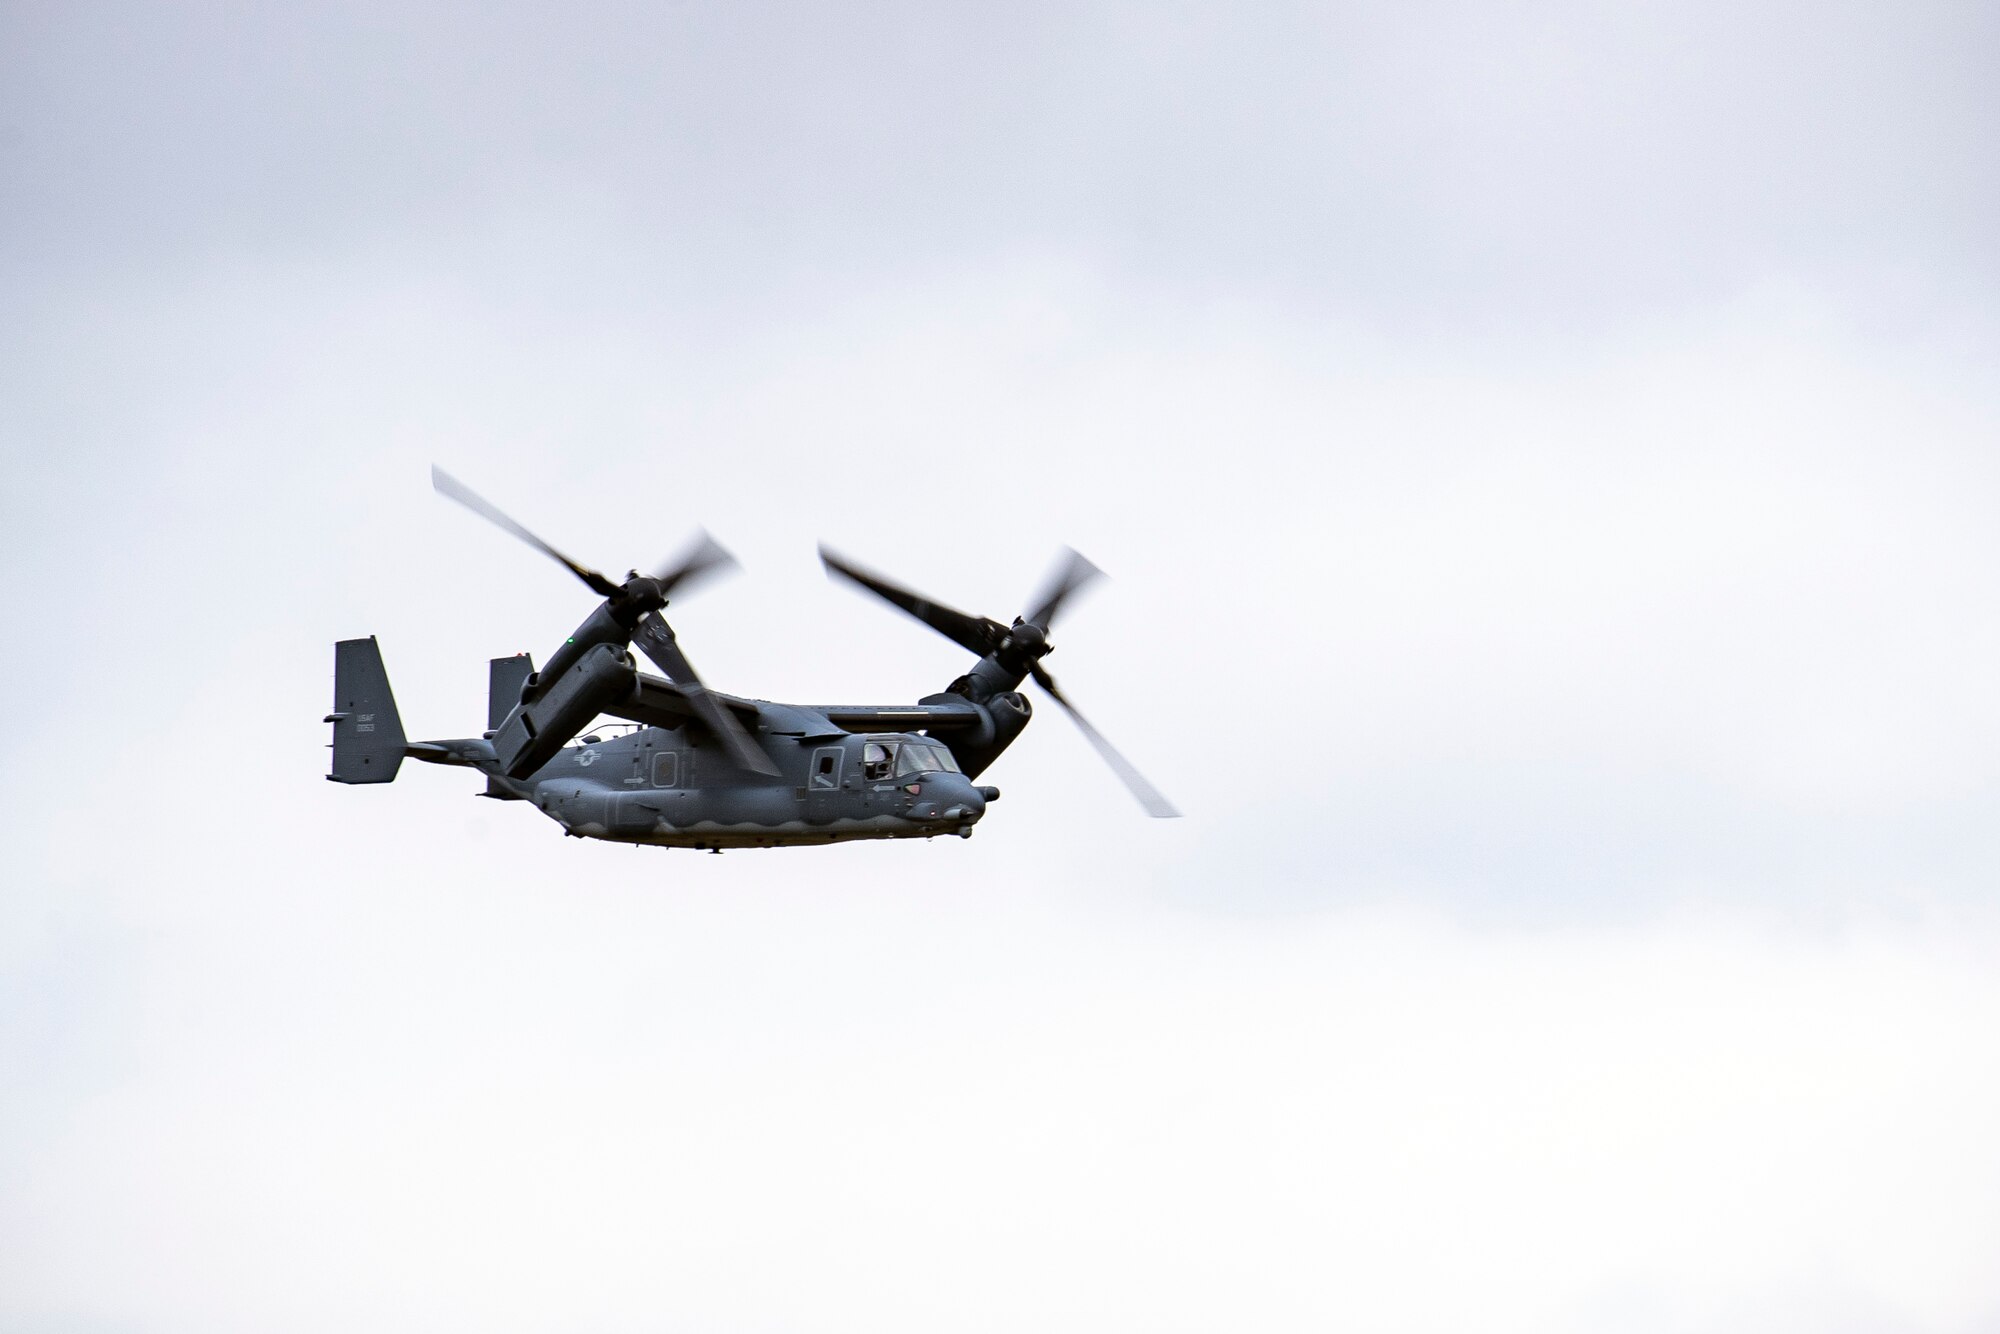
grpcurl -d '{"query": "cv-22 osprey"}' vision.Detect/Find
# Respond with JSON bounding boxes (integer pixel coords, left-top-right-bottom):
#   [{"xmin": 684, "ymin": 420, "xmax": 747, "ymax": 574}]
[{"xmin": 326, "ymin": 469, "xmax": 1177, "ymax": 851}]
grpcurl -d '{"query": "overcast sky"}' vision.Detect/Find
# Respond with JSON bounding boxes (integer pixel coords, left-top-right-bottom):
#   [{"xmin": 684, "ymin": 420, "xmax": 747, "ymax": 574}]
[{"xmin": 5, "ymin": 3, "xmax": 1999, "ymax": 1330}]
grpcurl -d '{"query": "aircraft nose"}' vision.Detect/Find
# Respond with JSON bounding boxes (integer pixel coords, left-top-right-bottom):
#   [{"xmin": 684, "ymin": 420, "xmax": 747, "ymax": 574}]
[{"xmin": 921, "ymin": 773, "xmax": 986, "ymax": 827}]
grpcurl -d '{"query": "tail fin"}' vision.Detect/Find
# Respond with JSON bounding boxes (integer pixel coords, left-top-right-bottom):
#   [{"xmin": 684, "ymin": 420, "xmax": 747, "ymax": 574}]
[
  {"xmin": 327, "ymin": 637, "xmax": 408, "ymax": 783},
  {"xmin": 484, "ymin": 653, "xmax": 535, "ymax": 800},
  {"xmin": 488, "ymin": 653, "xmax": 534, "ymax": 731}
]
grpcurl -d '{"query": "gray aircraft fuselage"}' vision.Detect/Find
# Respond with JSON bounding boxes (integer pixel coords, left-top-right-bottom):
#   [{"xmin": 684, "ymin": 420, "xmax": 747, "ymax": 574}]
[
  {"xmin": 486, "ymin": 723, "xmax": 993, "ymax": 849},
  {"xmin": 329, "ymin": 471, "xmax": 1175, "ymax": 845},
  {"xmin": 328, "ymin": 635, "xmax": 1024, "ymax": 851}
]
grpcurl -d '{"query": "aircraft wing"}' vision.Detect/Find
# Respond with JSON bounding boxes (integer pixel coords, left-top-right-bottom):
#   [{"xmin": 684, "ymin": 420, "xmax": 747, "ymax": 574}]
[
  {"xmin": 601, "ymin": 670, "xmax": 765, "ymax": 730},
  {"xmin": 602, "ymin": 674, "xmax": 988, "ymax": 737},
  {"xmin": 814, "ymin": 701, "xmax": 987, "ymax": 732}
]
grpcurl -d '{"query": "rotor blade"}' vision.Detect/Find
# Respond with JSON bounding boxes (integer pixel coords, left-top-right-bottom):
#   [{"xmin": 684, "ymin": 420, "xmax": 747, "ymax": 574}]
[
  {"xmin": 819, "ymin": 545, "xmax": 1007, "ymax": 657},
  {"xmin": 632, "ymin": 612, "xmax": 778, "ymax": 776},
  {"xmin": 432, "ymin": 466, "xmax": 620, "ymax": 597},
  {"xmin": 653, "ymin": 529, "xmax": 739, "ymax": 600},
  {"xmin": 1024, "ymin": 547, "xmax": 1104, "ymax": 630},
  {"xmin": 1030, "ymin": 663, "xmax": 1180, "ymax": 818}
]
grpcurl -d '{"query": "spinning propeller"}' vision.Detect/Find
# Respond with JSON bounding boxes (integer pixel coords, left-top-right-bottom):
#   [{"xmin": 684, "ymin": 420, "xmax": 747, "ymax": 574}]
[
  {"xmin": 432, "ymin": 466, "xmax": 777, "ymax": 776},
  {"xmin": 820, "ymin": 545, "xmax": 1179, "ymax": 818}
]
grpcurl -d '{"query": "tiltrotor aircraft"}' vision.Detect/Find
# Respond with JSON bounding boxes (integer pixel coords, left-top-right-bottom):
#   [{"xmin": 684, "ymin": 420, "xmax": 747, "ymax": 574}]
[{"xmin": 326, "ymin": 469, "xmax": 1177, "ymax": 850}]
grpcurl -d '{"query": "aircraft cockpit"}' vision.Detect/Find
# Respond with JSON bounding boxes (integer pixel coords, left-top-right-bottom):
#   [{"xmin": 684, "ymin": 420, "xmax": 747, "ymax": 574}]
[{"xmin": 860, "ymin": 738, "xmax": 962, "ymax": 782}]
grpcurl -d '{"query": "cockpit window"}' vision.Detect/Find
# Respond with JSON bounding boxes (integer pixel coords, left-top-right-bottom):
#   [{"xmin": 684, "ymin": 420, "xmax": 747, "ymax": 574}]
[
  {"xmin": 895, "ymin": 742, "xmax": 961, "ymax": 776},
  {"xmin": 862, "ymin": 742, "xmax": 895, "ymax": 781}
]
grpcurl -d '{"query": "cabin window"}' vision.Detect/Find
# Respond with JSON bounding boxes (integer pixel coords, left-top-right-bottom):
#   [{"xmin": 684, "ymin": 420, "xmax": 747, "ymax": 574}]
[{"xmin": 652, "ymin": 752, "xmax": 679, "ymax": 787}]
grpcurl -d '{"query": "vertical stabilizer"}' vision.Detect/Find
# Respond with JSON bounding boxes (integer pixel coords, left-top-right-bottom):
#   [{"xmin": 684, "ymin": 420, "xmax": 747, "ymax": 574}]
[
  {"xmin": 484, "ymin": 653, "xmax": 535, "ymax": 799},
  {"xmin": 328, "ymin": 637, "xmax": 408, "ymax": 783},
  {"xmin": 488, "ymin": 653, "xmax": 534, "ymax": 731}
]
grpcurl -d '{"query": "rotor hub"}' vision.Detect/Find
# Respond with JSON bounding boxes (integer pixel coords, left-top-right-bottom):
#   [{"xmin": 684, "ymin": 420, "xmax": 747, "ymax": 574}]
[
  {"xmin": 1000, "ymin": 621, "xmax": 1049, "ymax": 660},
  {"xmin": 617, "ymin": 574, "xmax": 668, "ymax": 610}
]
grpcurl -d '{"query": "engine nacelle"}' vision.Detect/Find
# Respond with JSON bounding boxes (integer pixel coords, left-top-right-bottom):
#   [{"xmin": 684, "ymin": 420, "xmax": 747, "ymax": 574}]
[
  {"xmin": 943, "ymin": 690, "xmax": 1032, "ymax": 779},
  {"xmin": 492, "ymin": 641, "xmax": 637, "ymax": 778}
]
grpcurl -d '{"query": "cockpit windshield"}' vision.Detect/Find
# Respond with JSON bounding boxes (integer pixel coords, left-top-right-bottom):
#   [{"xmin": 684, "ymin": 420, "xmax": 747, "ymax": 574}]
[
  {"xmin": 895, "ymin": 741, "xmax": 961, "ymax": 776},
  {"xmin": 862, "ymin": 739, "xmax": 962, "ymax": 781}
]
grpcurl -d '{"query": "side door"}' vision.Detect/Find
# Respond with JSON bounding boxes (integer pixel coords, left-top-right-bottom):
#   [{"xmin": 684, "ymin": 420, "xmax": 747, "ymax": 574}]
[{"xmin": 804, "ymin": 745, "xmax": 845, "ymax": 822}]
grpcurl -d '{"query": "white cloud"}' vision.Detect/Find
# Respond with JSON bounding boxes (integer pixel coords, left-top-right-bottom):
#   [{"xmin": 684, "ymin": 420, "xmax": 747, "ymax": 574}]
[{"xmin": 5, "ymin": 2, "xmax": 1999, "ymax": 1328}]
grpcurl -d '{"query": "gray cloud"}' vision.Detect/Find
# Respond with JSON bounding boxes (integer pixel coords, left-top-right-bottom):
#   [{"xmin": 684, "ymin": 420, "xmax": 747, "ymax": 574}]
[{"xmin": 7, "ymin": 1, "xmax": 1994, "ymax": 329}]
